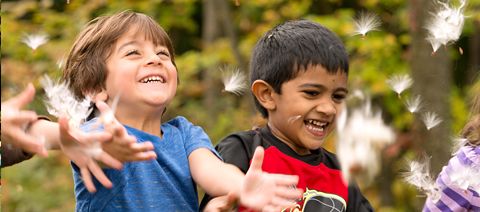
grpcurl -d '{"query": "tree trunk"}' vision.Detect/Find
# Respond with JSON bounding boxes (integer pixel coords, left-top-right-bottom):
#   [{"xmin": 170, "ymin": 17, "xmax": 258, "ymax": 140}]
[
  {"xmin": 202, "ymin": 0, "xmax": 221, "ymax": 128},
  {"xmin": 467, "ymin": 20, "xmax": 480, "ymax": 84},
  {"xmin": 409, "ymin": 0, "xmax": 452, "ymax": 207}
]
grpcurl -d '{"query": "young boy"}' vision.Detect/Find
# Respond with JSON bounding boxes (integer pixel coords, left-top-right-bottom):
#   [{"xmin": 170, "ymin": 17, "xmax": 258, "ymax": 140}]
[
  {"xmin": 201, "ymin": 20, "xmax": 373, "ymax": 211},
  {"xmin": 59, "ymin": 10, "xmax": 301, "ymax": 211}
]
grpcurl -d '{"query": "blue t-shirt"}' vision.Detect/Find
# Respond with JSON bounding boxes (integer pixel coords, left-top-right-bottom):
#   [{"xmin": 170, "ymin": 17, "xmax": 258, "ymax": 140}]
[{"xmin": 73, "ymin": 116, "xmax": 218, "ymax": 212}]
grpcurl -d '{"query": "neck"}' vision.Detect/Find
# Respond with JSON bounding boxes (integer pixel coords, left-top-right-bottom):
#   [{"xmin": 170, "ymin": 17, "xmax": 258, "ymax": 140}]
[
  {"xmin": 114, "ymin": 106, "xmax": 164, "ymax": 137},
  {"xmin": 267, "ymin": 122, "xmax": 311, "ymax": 155}
]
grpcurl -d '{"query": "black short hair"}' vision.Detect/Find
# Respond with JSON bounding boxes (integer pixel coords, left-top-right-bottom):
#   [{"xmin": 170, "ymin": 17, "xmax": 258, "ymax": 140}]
[{"xmin": 250, "ymin": 20, "xmax": 349, "ymax": 117}]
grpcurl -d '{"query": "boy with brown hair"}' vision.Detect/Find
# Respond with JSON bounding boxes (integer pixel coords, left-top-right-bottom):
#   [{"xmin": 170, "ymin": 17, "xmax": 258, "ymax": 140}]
[{"xmin": 58, "ymin": 10, "xmax": 301, "ymax": 211}]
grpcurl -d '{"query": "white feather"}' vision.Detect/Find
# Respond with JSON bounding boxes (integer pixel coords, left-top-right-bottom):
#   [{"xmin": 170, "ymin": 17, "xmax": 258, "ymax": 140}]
[
  {"xmin": 426, "ymin": 0, "xmax": 467, "ymax": 53},
  {"xmin": 222, "ymin": 69, "xmax": 247, "ymax": 96},
  {"xmin": 386, "ymin": 74, "xmax": 413, "ymax": 96},
  {"xmin": 422, "ymin": 111, "xmax": 443, "ymax": 130},
  {"xmin": 451, "ymin": 136, "xmax": 469, "ymax": 155},
  {"xmin": 337, "ymin": 99, "xmax": 395, "ymax": 185},
  {"xmin": 404, "ymin": 159, "xmax": 441, "ymax": 202},
  {"xmin": 21, "ymin": 33, "xmax": 49, "ymax": 50},
  {"xmin": 405, "ymin": 95, "xmax": 423, "ymax": 113},
  {"xmin": 353, "ymin": 12, "xmax": 382, "ymax": 37},
  {"xmin": 449, "ymin": 165, "xmax": 480, "ymax": 191},
  {"xmin": 41, "ymin": 75, "xmax": 92, "ymax": 128}
]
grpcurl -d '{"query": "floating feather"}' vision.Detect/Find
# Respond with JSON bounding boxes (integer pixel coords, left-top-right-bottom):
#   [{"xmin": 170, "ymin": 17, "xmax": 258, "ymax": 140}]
[
  {"xmin": 336, "ymin": 98, "xmax": 395, "ymax": 185},
  {"xmin": 404, "ymin": 158, "xmax": 441, "ymax": 202},
  {"xmin": 449, "ymin": 165, "xmax": 480, "ymax": 191},
  {"xmin": 422, "ymin": 111, "xmax": 443, "ymax": 130},
  {"xmin": 222, "ymin": 68, "xmax": 247, "ymax": 96},
  {"xmin": 21, "ymin": 33, "xmax": 49, "ymax": 50},
  {"xmin": 426, "ymin": 0, "xmax": 467, "ymax": 53},
  {"xmin": 353, "ymin": 12, "xmax": 382, "ymax": 37},
  {"xmin": 405, "ymin": 95, "xmax": 423, "ymax": 113},
  {"xmin": 41, "ymin": 75, "xmax": 92, "ymax": 129},
  {"xmin": 451, "ymin": 136, "xmax": 469, "ymax": 155},
  {"xmin": 386, "ymin": 74, "xmax": 413, "ymax": 97}
]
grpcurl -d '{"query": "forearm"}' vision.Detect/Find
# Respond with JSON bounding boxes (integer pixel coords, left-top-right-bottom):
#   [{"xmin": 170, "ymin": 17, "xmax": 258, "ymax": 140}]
[
  {"xmin": 27, "ymin": 119, "xmax": 61, "ymax": 149},
  {"xmin": 189, "ymin": 148, "xmax": 244, "ymax": 196}
]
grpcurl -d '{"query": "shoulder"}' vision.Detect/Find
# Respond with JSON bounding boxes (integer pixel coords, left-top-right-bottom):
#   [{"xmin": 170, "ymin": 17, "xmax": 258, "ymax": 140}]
[
  {"xmin": 319, "ymin": 148, "xmax": 341, "ymax": 168},
  {"xmin": 456, "ymin": 145, "xmax": 480, "ymax": 166},
  {"xmin": 164, "ymin": 116, "xmax": 205, "ymax": 134},
  {"xmin": 164, "ymin": 116, "xmax": 192, "ymax": 127},
  {"xmin": 216, "ymin": 129, "xmax": 259, "ymax": 152}
]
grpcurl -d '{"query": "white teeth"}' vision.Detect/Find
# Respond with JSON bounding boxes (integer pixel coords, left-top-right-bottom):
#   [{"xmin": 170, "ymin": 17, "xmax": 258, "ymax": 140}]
[
  {"xmin": 307, "ymin": 119, "xmax": 327, "ymax": 127},
  {"xmin": 305, "ymin": 119, "xmax": 327, "ymax": 132},
  {"xmin": 140, "ymin": 76, "xmax": 165, "ymax": 83},
  {"xmin": 306, "ymin": 124, "xmax": 324, "ymax": 132}
]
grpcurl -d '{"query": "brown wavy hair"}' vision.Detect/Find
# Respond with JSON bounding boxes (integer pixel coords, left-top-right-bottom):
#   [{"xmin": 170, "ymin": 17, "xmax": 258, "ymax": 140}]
[{"xmin": 63, "ymin": 10, "xmax": 175, "ymax": 100}]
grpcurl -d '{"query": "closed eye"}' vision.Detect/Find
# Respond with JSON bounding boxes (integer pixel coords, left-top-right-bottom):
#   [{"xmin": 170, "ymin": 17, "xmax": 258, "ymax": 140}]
[
  {"xmin": 157, "ymin": 50, "xmax": 170, "ymax": 58},
  {"xmin": 126, "ymin": 49, "xmax": 140, "ymax": 56}
]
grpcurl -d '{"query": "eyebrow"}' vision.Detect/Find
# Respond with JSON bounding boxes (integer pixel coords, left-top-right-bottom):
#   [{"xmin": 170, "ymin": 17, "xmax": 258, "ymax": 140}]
[{"xmin": 299, "ymin": 83, "xmax": 349, "ymax": 93}]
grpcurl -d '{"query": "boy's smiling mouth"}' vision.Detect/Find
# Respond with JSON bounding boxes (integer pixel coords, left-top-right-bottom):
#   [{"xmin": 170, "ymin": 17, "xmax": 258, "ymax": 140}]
[
  {"xmin": 139, "ymin": 75, "xmax": 166, "ymax": 83},
  {"xmin": 304, "ymin": 119, "xmax": 328, "ymax": 137}
]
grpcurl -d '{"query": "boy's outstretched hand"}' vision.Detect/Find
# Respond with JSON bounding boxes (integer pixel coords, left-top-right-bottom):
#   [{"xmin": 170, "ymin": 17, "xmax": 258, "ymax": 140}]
[
  {"xmin": 239, "ymin": 147, "xmax": 302, "ymax": 211},
  {"xmin": 95, "ymin": 101, "xmax": 157, "ymax": 162},
  {"xmin": 58, "ymin": 116, "xmax": 122, "ymax": 193}
]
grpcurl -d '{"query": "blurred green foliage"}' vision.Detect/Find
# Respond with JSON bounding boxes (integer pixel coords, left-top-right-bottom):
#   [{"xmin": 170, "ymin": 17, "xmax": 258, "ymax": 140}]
[{"xmin": 2, "ymin": 0, "xmax": 479, "ymax": 211}]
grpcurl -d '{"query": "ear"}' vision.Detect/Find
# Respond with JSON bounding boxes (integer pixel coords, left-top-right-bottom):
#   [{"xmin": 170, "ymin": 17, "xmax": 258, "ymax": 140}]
[
  {"xmin": 92, "ymin": 89, "xmax": 108, "ymax": 103},
  {"xmin": 251, "ymin": 80, "xmax": 276, "ymax": 111}
]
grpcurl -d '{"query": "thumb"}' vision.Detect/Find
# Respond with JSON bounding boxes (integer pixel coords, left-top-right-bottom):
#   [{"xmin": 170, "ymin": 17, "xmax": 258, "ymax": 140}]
[
  {"xmin": 58, "ymin": 115, "xmax": 74, "ymax": 141},
  {"xmin": 95, "ymin": 100, "xmax": 116, "ymax": 125},
  {"xmin": 249, "ymin": 146, "xmax": 265, "ymax": 171},
  {"xmin": 8, "ymin": 83, "xmax": 35, "ymax": 109}
]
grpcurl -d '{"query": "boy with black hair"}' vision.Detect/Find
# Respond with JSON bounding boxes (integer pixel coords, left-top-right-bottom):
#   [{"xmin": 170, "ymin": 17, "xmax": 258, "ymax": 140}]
[{"xmin": 201, "ymin": 20, "xmax": 373, "ymax": 211}]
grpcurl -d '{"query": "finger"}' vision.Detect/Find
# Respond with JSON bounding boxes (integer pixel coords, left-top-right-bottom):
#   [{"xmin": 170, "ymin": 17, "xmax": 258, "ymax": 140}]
[
  {"xmin": 269, "ymin": 196, "xmax": 298, "ymax": 209},
  {"xmin": 111, "ymin": 123, "xmax": 128, "ymax": 137},
  {"xmin": 6, "ymin": 127, "xmax": 47, "ymax": 157},
  {"xmin": 269, "ymin": 174, "xmax": 299, "ymax": 186},
  {"xmin": 95, "ymin": 101, "xmax": 116, "ymax": 125},
  {"xmin": 129, "ymin": 141, "xmax": 155, "ymax": 152},
  {"xmin": 83, "ymin": 131, "xmax": 113, "ymax": 144},
  {"xmin": 9, "ymin": 111, "xmax": 38, "ymax": 125},
  {"xmin": 6, "ymin": 83, "xmax": 35, "ymax": 109},
  {"xmin": 249, "ymin": 146, "xmax": 265, "ymax": 171},
  {"xmin": 274, "ymin": 186, "xmax": 303, "ymax": 200},
  {"xmin": 88, "ymin": 161, "xmax": 113, "ymax": 189},
  {"xmin": 128, "ymin": 151, "xmax": 157, "ymax": 162},
  {"xmin": 97, "ymin": 152, "xmax": 123, "ymax": 170},
  {"xmin": 95, "ymin": 100, "xmax": 110, "ymax": 114},
  {"xmin": 80, "ymin": 168, "xmax": 96, "ymax": 193},
  {"xmin": 59, "ymin": 116, "xmax": 74, "ymax": 141}
]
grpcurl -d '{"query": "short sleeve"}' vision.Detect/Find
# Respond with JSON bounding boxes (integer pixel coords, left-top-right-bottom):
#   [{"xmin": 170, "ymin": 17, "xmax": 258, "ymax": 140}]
[
  {"xmin": 176, "ymin": 116, "xmax": 219, "ymax": 158},
  {"xmin": 216, "ymin": 135, "xmax": 252, "ymax": 173}
]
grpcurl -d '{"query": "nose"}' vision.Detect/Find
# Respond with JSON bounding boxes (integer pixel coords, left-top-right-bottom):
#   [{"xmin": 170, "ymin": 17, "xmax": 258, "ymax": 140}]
[
  {"xmin": 315, "ymin": 99, "xmax": 337, "ymax": 116},
  {"xmin": 145, "ymin": 51, "xmax": 161, "ymax": 66}
]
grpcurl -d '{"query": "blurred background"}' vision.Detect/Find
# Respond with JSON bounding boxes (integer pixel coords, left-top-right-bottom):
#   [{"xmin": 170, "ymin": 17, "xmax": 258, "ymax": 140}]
[{"xmin": 1, "ymin": 0, "xmax": 480, "ymax": 211}]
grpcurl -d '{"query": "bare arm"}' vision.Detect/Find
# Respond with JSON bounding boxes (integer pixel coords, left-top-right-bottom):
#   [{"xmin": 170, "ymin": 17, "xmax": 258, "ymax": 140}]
[{"xmin": 189, "ymin": 147, "xmax": 302, "ymax": 210}]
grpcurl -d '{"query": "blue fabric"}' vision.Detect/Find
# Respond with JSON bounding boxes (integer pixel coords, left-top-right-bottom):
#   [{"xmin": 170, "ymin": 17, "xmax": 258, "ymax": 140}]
[{"xmin": 72, "ymin": 116, "xmax": 218, "ymax": 212}]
